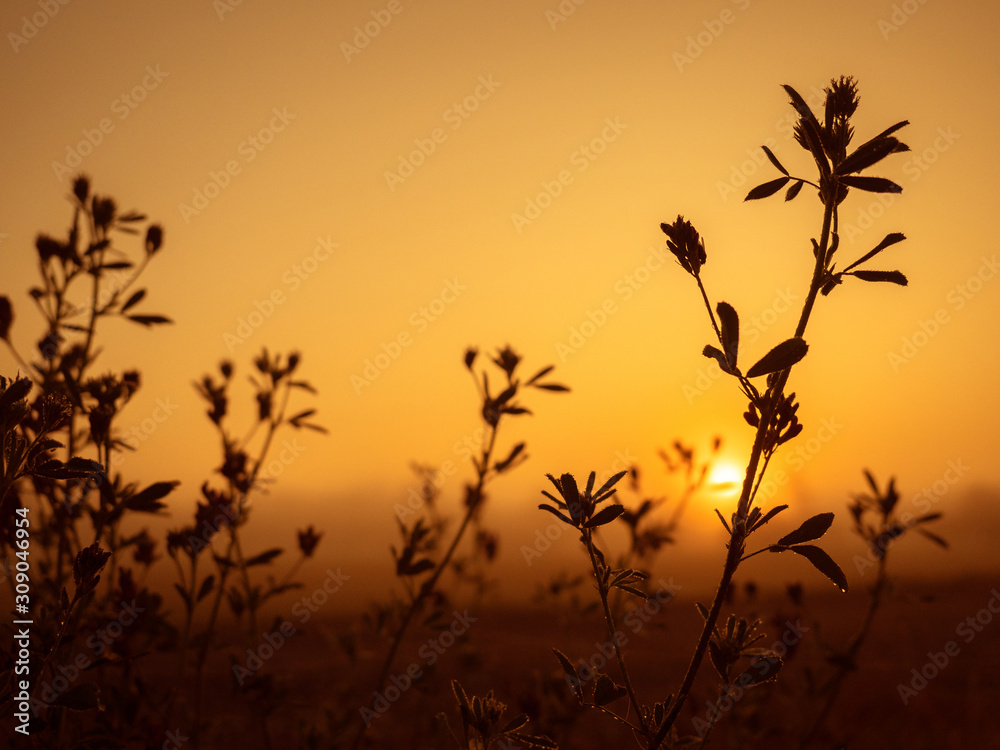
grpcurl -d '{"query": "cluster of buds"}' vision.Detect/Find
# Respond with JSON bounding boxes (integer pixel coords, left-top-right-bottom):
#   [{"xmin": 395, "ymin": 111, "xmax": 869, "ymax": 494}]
[
  {"xmin": 660, "ymin": 215, "xmax": 706, "ymax": 276},
  {"xmin": 743, "ymin": 389, "xmax": 803, "ymax": 455}
]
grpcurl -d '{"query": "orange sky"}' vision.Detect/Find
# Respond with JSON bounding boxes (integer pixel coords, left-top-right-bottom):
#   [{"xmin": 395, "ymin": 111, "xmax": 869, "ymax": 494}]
[{"xmin": 2, "ymin": 0, "xmax": 998, "ymax": 604}]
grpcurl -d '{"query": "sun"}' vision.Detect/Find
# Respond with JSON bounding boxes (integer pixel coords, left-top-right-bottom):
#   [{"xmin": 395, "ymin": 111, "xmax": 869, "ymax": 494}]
[{"xmin": 706, "ymin": 460, "xmax": 744, "ymax": 498}]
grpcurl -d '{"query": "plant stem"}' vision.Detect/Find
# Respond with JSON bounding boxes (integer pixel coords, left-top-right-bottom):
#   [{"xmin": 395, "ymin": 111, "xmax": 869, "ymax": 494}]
[
  {"xmin": 349, "ymin": 423, "xmax": 498, "ymax": 750},
  {"xmin": 585, "ymin": 531, "xmax": 646, "ymax": 732},
  {"xmin": 797, "ymin": 554, "xmax": 887, "ymax": 748},
  {"xmin": 650, "ymin": 195, "xmax": 836, "ymax": 749}
]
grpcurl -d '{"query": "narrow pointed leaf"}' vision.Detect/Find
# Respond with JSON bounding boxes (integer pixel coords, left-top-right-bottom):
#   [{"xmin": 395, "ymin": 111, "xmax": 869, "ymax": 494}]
[
  {"xmin": 784, "ymin": 180, "xmax": 804, "ymax": 201},
  {"xmin": 120, "ymin": 289, "xmax": 146, "ymax": 313},
  {"xmin": 584, "ymin": 504, "xmax": 626, "ymax": 528},
  {"xmin": 839, "ymin": 175, "xmax": 903, "ymax": 194},
  {"xmin": 849, "ymin": 270, "xmax": 908, "ymax": 286},
  {"xmin": 916, "ymin": 527, "xmax": 949, "ymax": 549},
  {"xmin": 788, "ymin": 544, "xmax": 849, "ymax": 592},
  {"xmin": 125, "ymin": 481, "xmax": 179, "ymax": 513},
  {"xmin": 127, "ymin": 314, "xmax": 173, "ymax": 326},
  {"xmin": 552, "ymin": 649, "xmax": 579, "ymax": 683},
  {"xmin": 735, "ymin": 656, "xmax": 783, "ymax": 687},
  {"xmin": 593, "ymin": 470, "xmax": 628, "ymax": 501},
  {"xmin": 534, "ymin": 382, "xmax": 570, "ymax": 392},
  {"xmin": 197, "ymin": 575, "xmax": 215, "ymax": 602},
  {"xmin": 526, "ymin": 365, "xmax": 554, "ymax": 385},
  {"xmin": 843, "ymin": 233, "xmax": 906, "ymax": 272},
  {"xmin": 750, "ymin": 504, "xmax": 789, "ymax": 532},
  {"xmin": 501, "ymin": 715, "xmax": 529, "ymax": 733},
  {"xmin": 717, "ymin": 302, "xmax": 739, "ymax": 369},
  {"xmin": 614, "ymin": 584, "xmax": 649, "ymax": 599},
  {"xmin": 245, "ymin": 548, "xmax": 283, "ymax": 567},
  {"xmin": 868, "ymin": 120, "xmax": 910, "ymax": 142},
  {"xmin": 761, "ymin": 145, "xmax": 788, "ymax": 175},
  {"xmin": 746, "ymin": 337, "xmax": 808, "ymax": 378},
  {"xmin": 745, "ymin": 176, "xmax": 790, "ymax": 201},
  {"xmin": 715, "ymin": 508, "xmax": 732, "ymax": 534},
  {"xmin": 778, "ymin": 512, "xmax": 834, "ymax": 546},
  {"xmin": 782, "ymin": 84, "xmax": 830, "ymax": 176},
  {"xmin": 538, "ymin": 504, "xmax": 575, "ymax": 526},
  {"xmin": 837, "ymin": 136, "xmax": 906, "ymax": 175}
]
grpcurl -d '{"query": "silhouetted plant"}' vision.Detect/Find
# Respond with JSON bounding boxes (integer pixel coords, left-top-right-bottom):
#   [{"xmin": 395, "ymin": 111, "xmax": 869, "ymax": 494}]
[
  {"xmin": 350, "ymin": 345, "xmax": 567, "ymax": 748},
  {"xmin": 539, "ymin": 76, "xmax": 918, "ymax": 747},
  {"xmin": 0, "ymin": 176, "xmax": 178, "ymax": 747},
  {"xmin": 167, "ymin": 349, "xmax": 326, "ymax": 749},
  {"xmin": 794, "ymin": 471, "xmax": 947, "ymax": 748}
]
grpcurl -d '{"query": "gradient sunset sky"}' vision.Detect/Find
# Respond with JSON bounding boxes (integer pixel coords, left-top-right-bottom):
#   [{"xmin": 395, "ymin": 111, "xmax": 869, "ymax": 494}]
[{"xmin": 2, "ymin": 0, "xmax": 998, "ymax": 603}]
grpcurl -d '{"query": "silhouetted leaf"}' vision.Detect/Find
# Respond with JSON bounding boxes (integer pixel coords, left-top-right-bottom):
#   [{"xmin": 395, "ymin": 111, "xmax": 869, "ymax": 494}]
[
  {"xmin": 125, "ymin": 481, "xmax": 178, "ymax": 513},
  {"xmin": 614, "ymin": 584, "xmax": 649, "ymax": 599},
  {"xmin": 399, "ymin": 558, "xmax": 434, "ymax": 576},
  {"xmin": 916, "ymin": 527, "xmax": 949, "ymax": 549},
  {"xmin": 868, "ymin": 120, "xmax": 910, "ymax": 142},
  {"xmin": 715, "ymin": 508, "xmax": 732, "ymax": 534},
  {"xmin": 746, "ymin": 337, "xmax": 808, "ymax": 378},
  {"xmin": 526, "ymin": 365, "xmax": 554, "ymax": 384},
  {"xmin": 750, "ymin": 504, "xmax": 788, "ymax": 532},
  {"xmin": 0, "ymin": 296, "xmax": 12, "ymax": 340},
  {"xmin": 120, "ymin": 289, "xmax": 146, "ymax": 313},
  {"xmin": 784, "ymin": 180, "xmax": 804, "ymax": 201},
  {"xmin": 552, "ymin": 649, "xmax": 579, "ymax": 683},
  {"xmin": 245, "ymin": 548, "xmax": 283, "ymax": 567},
  {"xmin": 708, "ymin": 640, "xmax": 728, "ymax": 679},
  {"xmin": 837, "ymin": 136, "xmax": 907, "ymax": 175},
  {"xmin": 849, "ymin": 270, "xmax": 908, "ymax": 286},
  {"xmin": 593, "ymin": 674, "xmax": 626, "ymax": 705},
  {"xmin": 127, "ymin": 314, "xmax": 173, "ymax": 326},
  {"xmin": 778, "ymin": 512, "xmax": 834, "ymax": 546},
  {"xmin": 782, "ymin": 84, "xmax": 830, "ymax": 176},
  {"xmin": 197, "ymin": 575, "xmax": 215, "ymax": 602},
  {"xmin": 593, "ymin": 470, "xmax": 628, "ymax": 502},
  {"xmin": 584, "ymin": 504, "xmax": 626, "ymax": 528},
  {"xmin": 533, "ymin": 383, "xmax": 570, "ymax": 392},
  {"xmin": 843, "ymin": 233, "xmax": 907, "ymax": 272},
  {"xmin": 501, "ymin": 715, "xmax": 529, "ymax": 733},
  {"xmin": 745, "ymin": 176, "xmax": 790, "ymax": 201},
  {"xmin": 839, "ymin": 175, "xmax": 902, "ymax": 194},
  {"xmin": 788, "ymin": 545, "xmax": 848, "ymax": 592},
  {"xmin": 761, "ymin": 145, "xmax": 788, "ymax": 175},
  {"xmin": 735, "ymin": 656, "xmax": 783, "ymax": 687},
  {"xmin": 495, "ymin": 442, "xmax": 525, "ymax": 472},
  {"xmin": 717, "ymin": 302, "xmax": 739, "ymax": 369},
  {"xmin": 703, "ymin": 344, "xmax": 734, "ymax": 375}
]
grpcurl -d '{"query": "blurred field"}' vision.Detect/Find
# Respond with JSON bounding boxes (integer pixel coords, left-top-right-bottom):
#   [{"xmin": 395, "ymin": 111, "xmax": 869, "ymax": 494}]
[{"xmin": 172, "ymin": 573, "xmax": 1000, "ymax": 749}]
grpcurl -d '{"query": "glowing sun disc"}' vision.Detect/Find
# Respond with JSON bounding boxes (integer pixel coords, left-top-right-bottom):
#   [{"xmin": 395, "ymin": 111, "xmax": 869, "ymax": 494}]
[{"xmin": 707, "ymin": 462, "xmax": 743, "ymax": 497}]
